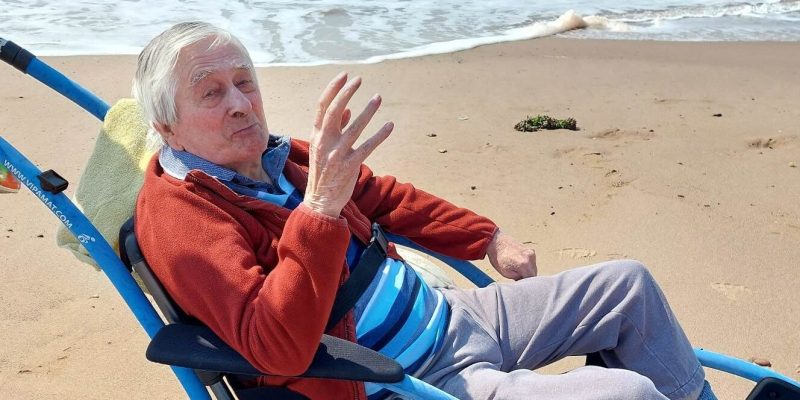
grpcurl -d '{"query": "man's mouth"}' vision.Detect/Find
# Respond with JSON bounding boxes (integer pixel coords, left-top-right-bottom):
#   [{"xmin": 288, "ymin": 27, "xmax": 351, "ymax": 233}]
[{"xmin": 233, "ymin": 123, "xmax": 259, "ymax": 136}]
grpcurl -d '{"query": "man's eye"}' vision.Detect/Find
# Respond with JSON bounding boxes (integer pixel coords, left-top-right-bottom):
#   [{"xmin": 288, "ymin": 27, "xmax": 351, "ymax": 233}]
[
  {"xmin": 203, "ymin": 89, "xmax": 218, "ymax": 99},
  {"xmin": 237, "ymin": 80, "xmax": 255, "ymax": 90}
]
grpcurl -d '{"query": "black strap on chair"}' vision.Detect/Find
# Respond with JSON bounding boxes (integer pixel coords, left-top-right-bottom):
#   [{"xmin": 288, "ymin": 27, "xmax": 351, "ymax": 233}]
[{"xmin": 326, "ymin": 223, "xmax": 389, "ymax": 332}]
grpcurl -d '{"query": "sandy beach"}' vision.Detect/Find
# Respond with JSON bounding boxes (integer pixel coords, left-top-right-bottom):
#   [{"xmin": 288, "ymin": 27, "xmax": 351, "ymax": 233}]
[{"xmin": 1, "ymin": 38, "xmax": 798, "ymax": 398}]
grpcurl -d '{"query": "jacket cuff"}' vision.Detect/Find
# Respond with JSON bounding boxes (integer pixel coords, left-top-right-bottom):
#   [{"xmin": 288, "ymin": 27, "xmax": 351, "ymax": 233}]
[
  {"xmin": 295, "ymin": 203, "xmax": 349, "ymax": 226},
  {"xmin": 477, "ymin": 225, "xmax": 501, "ymax": 259}
]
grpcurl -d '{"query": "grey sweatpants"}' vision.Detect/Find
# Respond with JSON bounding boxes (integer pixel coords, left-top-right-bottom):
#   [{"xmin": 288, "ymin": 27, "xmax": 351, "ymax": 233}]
[{"xmin": 418, "ymin": 260, "xmax": 705, "ymax": 400}]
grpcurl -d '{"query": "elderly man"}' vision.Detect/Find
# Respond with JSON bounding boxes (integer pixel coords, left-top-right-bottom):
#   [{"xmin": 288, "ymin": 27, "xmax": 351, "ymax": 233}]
[{"xmin": 133, "ymin": 22, "xmax": 715, "ymax": 400}]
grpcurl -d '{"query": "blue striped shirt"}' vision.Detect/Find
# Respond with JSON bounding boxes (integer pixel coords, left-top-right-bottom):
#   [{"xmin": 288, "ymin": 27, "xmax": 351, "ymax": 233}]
[{"xmin": 159, "ymin": 138, "xmax": 448, "ymax": 398}]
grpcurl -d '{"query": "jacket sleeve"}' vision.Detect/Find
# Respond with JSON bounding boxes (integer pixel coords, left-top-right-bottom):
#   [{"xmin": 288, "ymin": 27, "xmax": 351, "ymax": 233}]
[
  {"xmin": 349, "ymin": 163, "xmax": 499, "ymax": 260},
  {"xmin": 136, "ymin": 189, "xmax": 349, "ymax": 376}
]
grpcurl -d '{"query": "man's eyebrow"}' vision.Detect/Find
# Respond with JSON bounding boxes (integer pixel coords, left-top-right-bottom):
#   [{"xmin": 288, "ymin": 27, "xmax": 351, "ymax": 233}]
[
  {"xmin": 189, "ymin": 69, "xmax": 214, "ymax": 87},
  {"xmin": 189, "ymin": 63, "xmax": 253, "ymax": 87},
  {"xmin": 235, "ymin": 62, "xmax": 252, "ymax": 71}
]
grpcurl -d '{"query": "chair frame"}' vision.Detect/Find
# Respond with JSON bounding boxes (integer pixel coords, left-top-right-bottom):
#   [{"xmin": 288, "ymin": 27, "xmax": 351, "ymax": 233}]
[{"xmin": 2, "ymin": 37, "xmax": 799, "ymax": 400}]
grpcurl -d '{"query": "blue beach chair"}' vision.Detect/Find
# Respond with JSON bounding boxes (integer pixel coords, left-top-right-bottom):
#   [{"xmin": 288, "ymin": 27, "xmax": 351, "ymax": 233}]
[{"xmin": 2, "ymin": 38, "xmax": 799, "ymax": 400}]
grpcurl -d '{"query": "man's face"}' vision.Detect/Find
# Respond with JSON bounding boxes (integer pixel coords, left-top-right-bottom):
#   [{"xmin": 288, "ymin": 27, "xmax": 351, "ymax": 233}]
[{"xmin": 158, "ymin": 39, "xmax": 269, "ymax": 173}]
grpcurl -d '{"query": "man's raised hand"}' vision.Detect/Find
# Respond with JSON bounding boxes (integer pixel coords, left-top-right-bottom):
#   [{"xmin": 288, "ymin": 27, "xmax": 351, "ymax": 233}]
[{"xmin": 303, "ymin": 72, "xmax": 394, "ymax": 218}]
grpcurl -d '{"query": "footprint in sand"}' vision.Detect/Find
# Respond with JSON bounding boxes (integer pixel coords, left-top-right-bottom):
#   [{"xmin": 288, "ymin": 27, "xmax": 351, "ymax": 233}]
[
  {"xmin": 589, "ymin": 128, "xmax": 653, "ymax": 141},
  {"xmin": 653, "ymin": 97, "xmax": 687, "ymax": 105},
  {"xmin": 552, "ymin": 146, "xmax": 585, "ymax": 158},
  {"xmin": 555, "ymin": 248, "xmax": 597, "ymax": 259},
  {"xmin": 604, "ymin": 169, "xmax": 633, "ymax": 189},
  {"xmin": 710, "ymin": 282, "xmax": 753, "ymax": 301},
  {"xmin": 746, "ymin": 135, "xmax": 798, "ymax": 150},
  {"xmin": 477, "ymin": 142, "xmax": 508, "ymax": 154}
]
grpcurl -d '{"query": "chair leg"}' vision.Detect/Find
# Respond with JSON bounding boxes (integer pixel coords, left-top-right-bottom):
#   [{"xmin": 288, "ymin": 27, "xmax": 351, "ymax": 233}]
[{"xmin": 208, "ymin": 380, "xmax": 236, "ymax": 400}]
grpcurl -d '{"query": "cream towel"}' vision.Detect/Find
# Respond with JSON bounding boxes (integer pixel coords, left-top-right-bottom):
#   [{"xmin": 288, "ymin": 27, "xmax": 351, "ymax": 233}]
[{"xmin": 56, "ymin": 98, "xmax": 153, "ymax": 268}]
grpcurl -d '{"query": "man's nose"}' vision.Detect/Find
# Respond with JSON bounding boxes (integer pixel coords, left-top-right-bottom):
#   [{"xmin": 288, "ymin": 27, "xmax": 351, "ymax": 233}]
[{"xmin": 228, "ymin": 87, "xmax": 253, "ymax": 118}]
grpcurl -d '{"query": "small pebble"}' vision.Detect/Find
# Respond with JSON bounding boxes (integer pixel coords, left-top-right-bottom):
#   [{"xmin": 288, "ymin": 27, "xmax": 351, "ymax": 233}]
[
  {"xmin": 36, "ymin": 234, "xmax": 44, "ymax": 238},
  {"xmin": 748, "ymin": 357, "xmax": 772, "ymax": 367},
  {"xmin": 426, "ymin": 133, "xmax": 437, "ymax": 137},
  {"xmin": 89, "ymin": 294, "xmax": 100, "ymax": 299},
  {"xmin": 712, "ymin": 113, "xmax": 723, "ymax": 117},
  {"xmin": 677, "ymin": 195, "xmax": 685, "ymax": 198},
  {"xmin": 790, "ymin": 162, "xmax": 797, "ymax": 168},
  {"xmin": 437, "ymin": 149, "xmax": 447, "ymax": 154},
  {"xmin": 470, "ymin": 186, "xmax": 476, "ymax": 190},
  {"xmin": 550, "ymin": 211, "xmax": 556, "ymax": 216},
  {"xmin": 458, "ymin": 116, "xmax": 469, "ymax": 121}
]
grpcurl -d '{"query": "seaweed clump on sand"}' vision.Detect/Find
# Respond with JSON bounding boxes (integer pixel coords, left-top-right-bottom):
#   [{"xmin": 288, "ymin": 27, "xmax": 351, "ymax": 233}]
[{"xmin": 514, "ymin": 115, "xmax": 578, "ymax": 132}]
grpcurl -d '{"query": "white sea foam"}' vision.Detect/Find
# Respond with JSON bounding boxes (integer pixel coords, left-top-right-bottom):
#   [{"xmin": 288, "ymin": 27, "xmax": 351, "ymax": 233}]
[
  {"xmin": 277, "ymin": 10, "xmax": 632, "ymax": 67},
  {"xmin": 1, "ymin": 0, "xmax": 798, "ymax": 65}
]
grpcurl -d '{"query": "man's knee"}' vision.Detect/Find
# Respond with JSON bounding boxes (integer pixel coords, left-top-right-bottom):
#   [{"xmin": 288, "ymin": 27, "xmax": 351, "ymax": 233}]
[
  {"xmin": 601, "ymin": 368, "xmax": 664, "ymax": 399},
  {"xmin": 599, "ymin": 259, "xmax": 655, "ymax": 287}
]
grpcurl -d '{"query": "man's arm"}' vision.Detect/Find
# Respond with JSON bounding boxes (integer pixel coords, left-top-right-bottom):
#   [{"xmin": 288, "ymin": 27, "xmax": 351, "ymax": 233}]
[
  {"xmin": 350, "ymin": 169, "xmax": 537, "ymax": 280},
  {"xmin": 349, "ymin": 167, "xmax": 499, "ymax": 261},
  {"xmin": 136, "ymin": 186, "xmax": 350, "ymax": 376}
]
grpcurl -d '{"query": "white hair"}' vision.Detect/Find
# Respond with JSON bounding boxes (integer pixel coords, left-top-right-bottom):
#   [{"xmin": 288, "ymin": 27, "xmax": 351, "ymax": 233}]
[{"xmin": 132, "ymin": 22, "xmax": 253, "ymax": 152}]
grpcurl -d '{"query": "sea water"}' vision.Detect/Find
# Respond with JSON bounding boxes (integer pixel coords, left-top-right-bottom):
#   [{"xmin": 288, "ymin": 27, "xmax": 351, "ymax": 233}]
[{"xmin": 2, "ymin": 0, "xmax": 799, "ymax": 65}]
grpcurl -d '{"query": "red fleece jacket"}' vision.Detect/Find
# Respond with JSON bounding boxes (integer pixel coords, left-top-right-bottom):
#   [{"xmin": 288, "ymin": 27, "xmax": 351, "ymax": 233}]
[{"xmin": 135, "ymin": 139, "xmax": 498, "ymax": 399}]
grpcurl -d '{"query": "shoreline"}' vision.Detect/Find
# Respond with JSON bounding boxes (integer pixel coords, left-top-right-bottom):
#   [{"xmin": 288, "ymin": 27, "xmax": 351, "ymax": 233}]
[
  {"xmin": 1, "ymin": 38, "xmax": 798, "ymax": 398},
  {"xmin": 21, "ymin": 37, "xmax": 800, "ymax": 68}
]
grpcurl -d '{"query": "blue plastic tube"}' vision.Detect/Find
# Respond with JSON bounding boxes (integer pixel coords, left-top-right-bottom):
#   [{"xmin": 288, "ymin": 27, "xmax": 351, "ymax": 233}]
[
  {"xmin": 385, "ymin": 232, "xmax": 495, "ymax": 288},
  {"xmin": 695, "ymin": 348, "xmax": 800, "ymax": 388},
  {"xmin": 25, "ymin": 58, "xmax": 109, "ymax": 120},
  {"xmin": 0, "ymin": 138, "xmax": 210, "ymax": 400}
]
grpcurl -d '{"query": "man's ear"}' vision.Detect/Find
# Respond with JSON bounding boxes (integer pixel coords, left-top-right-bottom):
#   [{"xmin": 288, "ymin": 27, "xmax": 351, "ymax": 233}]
[{"xmin": 153, "ymin": 121, "xmax": 184, "ymax": 151}]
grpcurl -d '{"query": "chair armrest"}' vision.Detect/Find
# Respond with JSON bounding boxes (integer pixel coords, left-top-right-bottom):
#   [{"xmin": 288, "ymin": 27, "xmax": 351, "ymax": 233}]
[
  {"xmin": 384, "ymin": 232, "xmax": 494, "ymax": 288},
  {"xmin": 746, "ymin": 377, "xmax": 800, "ymax": 400},
  {"xmin": 146, "ymin": 323, "xmax": 405, "ymax": 383}
]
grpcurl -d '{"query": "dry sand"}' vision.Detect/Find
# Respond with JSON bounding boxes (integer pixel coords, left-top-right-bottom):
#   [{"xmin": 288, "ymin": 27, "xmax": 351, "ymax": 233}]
[{"xmin": 1, "ymin": 38, "xmax": 798, "ymax": 399}]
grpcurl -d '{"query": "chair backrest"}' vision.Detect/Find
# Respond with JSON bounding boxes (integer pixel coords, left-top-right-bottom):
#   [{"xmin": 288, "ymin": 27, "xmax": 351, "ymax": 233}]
[
  {"xmin": 118, "ymin": 217, "xmax": 238, "ymax": 398},
  {"xmin": 116, "ymin": 216, "xmax": 454, "ymax": 400},
  {"xmin": 119, "ymin": 217, "xmax": 191, "ymax": 324}
]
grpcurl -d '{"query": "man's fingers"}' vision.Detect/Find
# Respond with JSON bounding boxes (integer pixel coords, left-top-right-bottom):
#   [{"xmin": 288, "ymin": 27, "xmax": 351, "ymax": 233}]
[
  {"xmin": 314, "ymin": 72, "xmax": 348, "ymax": 129},
  {"xmin": 340, "ymin": 108, "xmax": 351, "ymax": 130},
  {"xmin": 324, "ymin": 77, "xmax": 362, "ymax": 131},
  {"xmin": 342, "ymin": 95, "xmax": 381, "ymax": 148},
  {"xmin": 500, "ymin": 268, "xmax": 521, "ymax": 281},
  {"xmin": 352, "ymin": 121, "xmax": 393, "ymax": 163}
]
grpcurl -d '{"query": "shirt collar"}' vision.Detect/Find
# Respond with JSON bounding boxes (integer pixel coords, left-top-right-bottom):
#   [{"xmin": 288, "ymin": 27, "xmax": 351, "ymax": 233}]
[{"xmin": 158, "ymin": 134, "xmax": 291, "ymax": 183}]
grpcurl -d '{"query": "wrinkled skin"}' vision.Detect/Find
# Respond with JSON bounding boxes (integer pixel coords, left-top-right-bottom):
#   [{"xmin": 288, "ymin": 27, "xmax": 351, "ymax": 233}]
[{"xmin": 302, "ymin": 72, "xmax": 394, "ymax": 218}]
